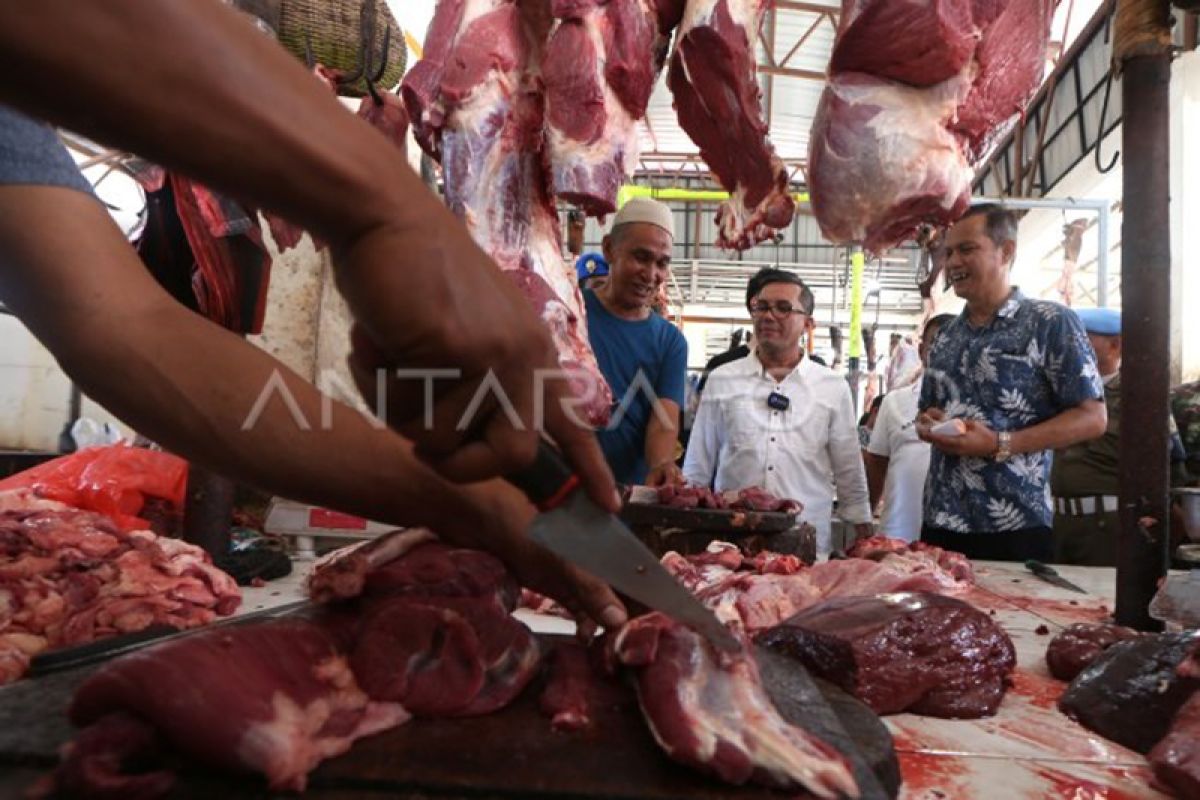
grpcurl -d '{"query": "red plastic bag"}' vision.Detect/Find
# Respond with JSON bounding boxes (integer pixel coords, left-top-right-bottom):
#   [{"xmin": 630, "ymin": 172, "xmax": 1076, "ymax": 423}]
[{"xmin": 0, "ymin": 445, "xmax": 188, "ymax": 530}]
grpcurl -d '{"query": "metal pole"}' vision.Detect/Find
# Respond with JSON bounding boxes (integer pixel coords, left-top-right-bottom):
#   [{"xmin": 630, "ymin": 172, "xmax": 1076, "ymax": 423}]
[
  {"xmin": 1097, "ymin": 203, "xmax": 1110, "ymax": 307},
  {"xmin": 848, "ymin": 245, "xmax": 865, "ymax": 412},
  {"xmin": 1114, "ymin": 0, "xmax": 1173, "ymax": 630}
]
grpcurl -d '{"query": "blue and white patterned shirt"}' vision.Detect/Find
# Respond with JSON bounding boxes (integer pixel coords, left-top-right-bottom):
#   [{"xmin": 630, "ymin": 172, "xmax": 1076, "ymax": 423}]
[{"xmin": 919, "ymin": 289, "xmax": 1103, "ymax": 533}]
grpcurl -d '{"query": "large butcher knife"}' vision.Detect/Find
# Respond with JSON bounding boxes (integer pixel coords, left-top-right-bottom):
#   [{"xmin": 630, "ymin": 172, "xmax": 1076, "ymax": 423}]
[{"xmin": 510, "ymin": 441, "xmax": 739, "ymax": 652}]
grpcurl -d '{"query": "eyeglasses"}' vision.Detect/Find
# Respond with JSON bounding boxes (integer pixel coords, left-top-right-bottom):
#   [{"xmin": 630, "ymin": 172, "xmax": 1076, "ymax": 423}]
[{"xmin": 749, "ymin": 300, "xmax": 808, "ymax": 318}]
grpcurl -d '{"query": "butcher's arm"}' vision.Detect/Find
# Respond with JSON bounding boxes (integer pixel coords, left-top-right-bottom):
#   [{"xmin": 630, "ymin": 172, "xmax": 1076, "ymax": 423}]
[
  {"xmin": 0, "ymin": 0, "xmax": 617, "ymax": 508},
  {"xmin": 643, "ymin": 399, "xmax": 682, "ymax": 486},
  {"xmin": 0, "ymin": 186, "xmax": 625, "ymax": 629},
  {"xmin": 863, "ymin": 404, "xmax": 893, "ymax": 507}
]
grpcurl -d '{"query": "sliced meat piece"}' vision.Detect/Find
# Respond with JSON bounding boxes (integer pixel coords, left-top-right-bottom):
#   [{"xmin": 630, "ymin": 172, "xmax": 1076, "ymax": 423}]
[
  {"xmin": 612, "ymin": 613, "xmax": 859, "ymax": 798},
  {"xmin": 808, "ymin": 71, "xmax": 972, "ymax": 252},
  {"xmin": 1060, "ymin": 631, "xmax": 1200, "ymax": 754},
  {"xmin": 307, "ymin": 529, "xmax": 437, "ymax": 603},
  {"xmin": 539, "ymin": 641, "xmax": 596, "ymax": 732},
  {"xmin": 756, "ymin": 592, "xmax": 1016, "ymax": 718},
  {"xmin": 830, "ymin": 0, "xmax": 978, "ymax": 86},
  {"xmin": 52, "ymin": 712, "xmax": 175, "ymax": 800},
  {"xmin": 69, "ymin": 618, "xmax": 411, "ymax": 791},
  {"xmin": 1149, "ymin": 691, "xmax": 1200, "ymax": 798},
  {"xmin": 351, "ymin": 600, "xmax": 486, "ymax": 715},
  {"xmin": 667, "ymin": 0, "xmax": 794, "ymax": 249},
  {"xmin": 1045, "ymin": 622, "xmax": 1141, "ymax": 681}
]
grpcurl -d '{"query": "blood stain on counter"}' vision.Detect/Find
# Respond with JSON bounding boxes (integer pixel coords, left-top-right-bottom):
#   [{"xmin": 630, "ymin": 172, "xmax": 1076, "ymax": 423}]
[
  {"xmin": 898, "ymin": 752, "xmax": 972, "ymax": 799},
  {"xmin": 1035, "ymin": 765, "xmax": 1149, "ymax": 800},
  {"xmin": 1008, "ymin": 668, "xmax": 1066, "ymax": 710}
]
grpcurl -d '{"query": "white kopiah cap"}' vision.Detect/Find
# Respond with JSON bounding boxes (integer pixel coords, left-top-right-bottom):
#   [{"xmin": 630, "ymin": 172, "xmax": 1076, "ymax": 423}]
[{"xmin": 611, "ymin": 197, "xmax": 675, "ymax": 239}]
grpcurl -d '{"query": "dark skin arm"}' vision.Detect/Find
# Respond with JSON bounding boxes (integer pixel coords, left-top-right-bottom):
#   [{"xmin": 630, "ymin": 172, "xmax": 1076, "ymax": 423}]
[
  {"xmin": 0, "ymin": 0, "xmax": 616, "ymax": 511},
  {"xmin": 916, "ymin": 401, "xmax": 1108, "ymax": 456},
  {"xmin": 643, "ymin": 399, "xmax": 684, "ymax": 487},
  {"xmin": 0, "ymin": 185, "xmax": 627, "ymax": 631}
]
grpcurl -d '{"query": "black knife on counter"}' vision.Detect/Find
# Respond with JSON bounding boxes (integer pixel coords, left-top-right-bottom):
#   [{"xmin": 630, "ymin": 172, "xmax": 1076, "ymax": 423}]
[
  {"xmin": 509, "ymin": 440, "xmax": 739, "ymax": 652},
  {"xmin": 1024, "ymin": 560, "xmax": 1088, "ymax": 593}
]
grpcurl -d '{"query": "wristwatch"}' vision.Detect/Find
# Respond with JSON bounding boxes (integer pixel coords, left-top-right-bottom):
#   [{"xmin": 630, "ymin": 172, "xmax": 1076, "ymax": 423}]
[{"xmin": 994, "ymin": 431, "xmax": 1013, "ymax": 462}]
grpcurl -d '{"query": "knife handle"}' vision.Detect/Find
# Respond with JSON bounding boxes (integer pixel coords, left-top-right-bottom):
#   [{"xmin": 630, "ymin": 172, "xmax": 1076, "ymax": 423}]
[{"xmin": 508, "ymin": 439, "xmax": 580, "ymax": 512}]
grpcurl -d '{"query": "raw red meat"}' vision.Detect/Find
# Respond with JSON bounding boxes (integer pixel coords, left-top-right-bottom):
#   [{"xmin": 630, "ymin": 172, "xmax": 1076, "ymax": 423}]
[
  {"xmin": 757, "ymin": 592, "xmax": 1016, "ymax": 718},
  {"xmin": 543, "ymin": 0, "xmax": 672, "ymax": 215},
  {"xmin": 55, "ymin": 530, "xmax": 544, "ymax": 794},
  {"xmin": 808, "ymin": 71, "xmax": 973, "ymax": 253},
  {"xmin": 0, "ymin": 493, "xmax": 240, "ymax": 686},
  {"xmin": 652, "ymin": 483, "xmax": 802, "ymax": 513},
  {"xmin": 611, "ymin": 613, "xmax": 858, "ymax": 798},
  {"xmin": 830, "ymin": 0, "xmax": 977, "ymax": 86},
  {"xmin": 53, "ymin": 712, "xmax": 176, "ymax": 799},
  {"xmin": 848, "ymin": 535, "xmax": 975, "ymax": 583},
  {"xmin": 810, "ymin": 0, "xmax": 1052, "ymax": 250},
  {"xmin": 539, "ymin": 640, "xmax": 595, "ymax": 731},
  {"xmin": 952, "ymin": 0, "xmax": 1053, "ymax": 159},
  {"xmin": 660, "ymin": 540, "xmax": 974, "ymax": 632},
  {"xmin": 1060, "ymin": 631, "xmax": 1200, "ymax": 754},
  {"xmin": 67, "ymin": 617, "xmax": 410, "ymax": 792},
  {"xmin": 402, "ymin": 0, "xmax": 613, "ymax": 425},
  {"xmin": 1045, "ymin": 622, "xmax": 1141, "ymax": 681},
  {"xmin": 1149, "ymin": 691, "xmax": 1200, "ymax": 798},
  {"xmin": 667, "ymin": 0, "xmax": 795, "ymax": 249}
]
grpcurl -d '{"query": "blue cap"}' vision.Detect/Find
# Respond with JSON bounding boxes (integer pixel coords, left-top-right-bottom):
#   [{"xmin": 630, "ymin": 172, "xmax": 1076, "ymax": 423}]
[
  {"xmin": 576, "ymin": 253, "xmax": 609, "ymax": 282},
  {"xmin": 1074, "ymin": 307, "xmax": 1121, "ymax": 336}
]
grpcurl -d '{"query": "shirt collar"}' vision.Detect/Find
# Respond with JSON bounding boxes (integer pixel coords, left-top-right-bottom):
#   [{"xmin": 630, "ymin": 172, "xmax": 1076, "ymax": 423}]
[
  {"xmin": 997, "ymin": 287, "xmax": 1024, "ymax": 319},
  {"xmin": 748, "ymin": 348, "xmax": 806, "ymax": 382}
]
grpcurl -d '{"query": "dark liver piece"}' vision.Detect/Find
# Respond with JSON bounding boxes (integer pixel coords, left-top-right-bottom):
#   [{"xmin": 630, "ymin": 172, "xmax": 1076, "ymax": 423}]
[
  {"xmin": 756, "ymin": 592, "xmax": 1016, "ymax": 718},
  {"xmin": 1059, "ymin": 630, "xmax": 1200, "ymax": 754},
  {"xmin": 1149, "ymin": 691, "xmax": 1200, "ymax": 798},
  {"xmin": 1045, "ymin": 622, "xmax": 1141, "ymax": 681}
]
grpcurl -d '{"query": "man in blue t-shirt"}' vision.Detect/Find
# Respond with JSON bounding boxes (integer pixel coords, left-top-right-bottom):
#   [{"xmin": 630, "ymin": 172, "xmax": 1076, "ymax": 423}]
[{"xmin": 584, "ymin": 198, "xmax": 687, "ymax": 486}]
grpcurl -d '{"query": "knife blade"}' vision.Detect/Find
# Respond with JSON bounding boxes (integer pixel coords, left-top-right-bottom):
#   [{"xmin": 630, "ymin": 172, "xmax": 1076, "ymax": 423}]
[
  {"xmin": 1024, "ymin": 560, "xmax": 1088, "ymax": 593},
  {"xmin": 511, "ymin": 442, "xmax": 739, "ymax": 652}
]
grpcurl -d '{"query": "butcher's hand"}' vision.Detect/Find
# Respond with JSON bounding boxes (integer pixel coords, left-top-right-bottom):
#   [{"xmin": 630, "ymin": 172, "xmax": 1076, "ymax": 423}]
[
  {"xmin": 339, "ymin": 221, "xmax": 619, "ymax": 515},
  {"xmin": 443, "ymin": 480, "xmax": 628, "ymax": 632},
  {"xmin": 852, "ymin": 522, "xmax": 875, "ymax": 542},
  {"xmin": 644, "ymin": 460, "xmax": 684, "ymax": 488}
]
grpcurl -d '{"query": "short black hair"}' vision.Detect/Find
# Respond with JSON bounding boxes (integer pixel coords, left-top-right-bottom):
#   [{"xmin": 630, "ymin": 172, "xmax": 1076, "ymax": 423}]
[
  {"xmin": 923, "ymin": 313, "xmax": 955, "ymax": 345},
  {"xmin": 958, "ymin": 203, "xmax": 1021, "ymax": 247},
  {"xmin": 745, "ymin": 267, "xmax": 815, "ymax": 315}
]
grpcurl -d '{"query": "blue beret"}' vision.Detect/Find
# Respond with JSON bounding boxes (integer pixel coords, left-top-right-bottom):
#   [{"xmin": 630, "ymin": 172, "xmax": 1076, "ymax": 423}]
[
  {"xmin": 575, "ymin": 253, "xmax": 609, "ymax": 281},
  {"xmin": 1074, "ymin": 307, "xmax": 1121, "ymax": 336}
]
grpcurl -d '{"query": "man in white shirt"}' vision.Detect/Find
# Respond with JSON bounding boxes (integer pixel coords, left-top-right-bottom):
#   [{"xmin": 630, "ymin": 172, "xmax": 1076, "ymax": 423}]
[
  {"xmin": 864, "ymin": 314, "xmax": 954, "ymax": 541},
  {"xmin": 683, "ymin": 268, "xmax": 873, "ymax": 552}
]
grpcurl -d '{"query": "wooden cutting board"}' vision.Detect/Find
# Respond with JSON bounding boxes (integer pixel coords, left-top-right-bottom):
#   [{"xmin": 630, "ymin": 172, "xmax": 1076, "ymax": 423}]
[{"xmin": 0, "ymin": 637, "xmax": 898, "ymax": 799}]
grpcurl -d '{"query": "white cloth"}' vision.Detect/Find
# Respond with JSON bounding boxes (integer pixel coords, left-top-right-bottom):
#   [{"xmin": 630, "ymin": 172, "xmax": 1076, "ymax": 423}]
[
  {"xmin": 866, "ymin": 383, "xmax": 931, "ymax": 541},
  {"xmin": 886, "ymin": 341, "xmax": 922, "ymax": 390},
  {"xmin": 683, "ymin": 351, "xmax": 872, "ymax": 552}
]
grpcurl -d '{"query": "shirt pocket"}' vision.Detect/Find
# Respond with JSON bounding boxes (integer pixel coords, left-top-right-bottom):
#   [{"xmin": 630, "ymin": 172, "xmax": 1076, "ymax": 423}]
[{"xmin": 727, "ymin": 398, "xmax": 766, "ymax": 446}]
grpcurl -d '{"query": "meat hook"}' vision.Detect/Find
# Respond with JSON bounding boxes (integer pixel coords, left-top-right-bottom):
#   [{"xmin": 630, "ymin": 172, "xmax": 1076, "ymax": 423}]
[{"xmin": 1095, "ymin": 10, "xmax": 1119, "ymax": 175}]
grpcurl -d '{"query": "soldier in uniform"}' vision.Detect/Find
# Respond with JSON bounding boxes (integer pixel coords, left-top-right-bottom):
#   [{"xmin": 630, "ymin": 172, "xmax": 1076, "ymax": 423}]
[{"xmin": 1051, "ymin": 308, "xmax": 1189, "ymax": 565}]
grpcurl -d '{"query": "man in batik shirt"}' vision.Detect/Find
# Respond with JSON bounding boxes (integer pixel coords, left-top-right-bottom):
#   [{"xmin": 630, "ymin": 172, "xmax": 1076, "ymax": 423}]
[{"xmin": 916, "ymin": 205, "xmax": 1106, "ymax": 562}]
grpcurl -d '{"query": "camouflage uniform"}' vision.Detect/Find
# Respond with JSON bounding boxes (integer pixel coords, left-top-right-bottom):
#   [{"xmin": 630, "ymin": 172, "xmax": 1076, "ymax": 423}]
[{"xmin": 1053, "ymin": 375, "xmax": 1189, "ymax": 566}]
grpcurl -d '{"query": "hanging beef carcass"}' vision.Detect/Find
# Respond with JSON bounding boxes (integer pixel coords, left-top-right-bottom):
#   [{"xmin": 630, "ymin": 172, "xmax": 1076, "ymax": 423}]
[
  {"xmin": 807, "ymin": 72, "xmax": 973, "ymax": 253},
  {"xmin": 402, "ymin": 0, "xmax": 612, "ymax": 425},
  {"xmin": 810, "ymin": 0, "xmax": 1053, "ymax": 251},
  {"xmin": 543, "ymin": 0, "xmax": 680, "ymax": 216},
  {"xmin": 667, "ymin": 0, "xmax": 795, "ymax": 250}
]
